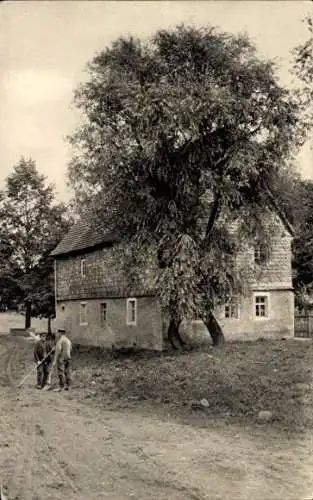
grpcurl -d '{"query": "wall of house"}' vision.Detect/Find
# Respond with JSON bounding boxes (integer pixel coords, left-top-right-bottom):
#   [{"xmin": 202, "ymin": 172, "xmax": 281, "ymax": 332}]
[
  {"xmin": 181, "ymin": 289, "xmax": 294, "ymax": 343},
  {"xmin": 55, "ymin": 208, "xmax": 294, "ymax": 348},
  {"xmin": 256, "ymin": 232, "xmax": 293, "ymax": 286},
  {"xmin": 181, "ymin": 213, "xmax": 295, "ymax": 343},
  {"xmin": 222, "ymin": 212, "xmax": 294, "ymax": 340},
  {"xmin": 216, "ymin": 288, "xmax": 294, "ymax": 340},
  {"xmin": 55, "ymin": 296, "xmax": 163, "ymax": 350},
  {"xmin": 55, "ymin": 246, "xmax": 126, "ymax": 301},
  {"xmin": 236, "ymin": 229, "xmax": 293, "ymax": 287}
]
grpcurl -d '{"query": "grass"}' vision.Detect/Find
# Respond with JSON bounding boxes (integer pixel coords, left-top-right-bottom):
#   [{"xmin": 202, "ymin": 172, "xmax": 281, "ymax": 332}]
[{"xmin": 71, "ymin": 338, "xmax": 313, "ymax": 432}]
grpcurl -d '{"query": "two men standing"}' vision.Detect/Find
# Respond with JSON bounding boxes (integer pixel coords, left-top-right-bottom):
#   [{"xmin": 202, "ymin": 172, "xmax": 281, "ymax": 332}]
[{"xmin": 34, "ymin": 328, "xmax": 72, "ymax": 392}]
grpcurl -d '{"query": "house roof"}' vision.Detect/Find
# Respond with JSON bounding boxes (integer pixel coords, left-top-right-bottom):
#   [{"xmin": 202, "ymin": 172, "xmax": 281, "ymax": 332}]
[
  {"xmin": 50, "ymin": 216, "xmax": 117, "ymax": 257},
  {"xmin": 51, "ymin": 193, "xmax": 294, "ymax": 258}
]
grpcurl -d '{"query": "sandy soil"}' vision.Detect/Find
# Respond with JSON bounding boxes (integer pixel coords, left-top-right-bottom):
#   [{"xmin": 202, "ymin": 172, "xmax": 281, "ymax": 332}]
[{"xmin": 1, "ymin": 335, "xmax": 313, "ymax": 500}]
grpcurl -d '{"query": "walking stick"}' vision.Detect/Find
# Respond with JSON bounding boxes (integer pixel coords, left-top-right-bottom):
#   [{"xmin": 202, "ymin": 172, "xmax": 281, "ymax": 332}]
[
  {"xmin": 17, "ymin": 347, "xmax": 55, "ymax": 388},
  {"xmin": 45, "ymin": 360, "xmax": 55, "ymax": 387}
]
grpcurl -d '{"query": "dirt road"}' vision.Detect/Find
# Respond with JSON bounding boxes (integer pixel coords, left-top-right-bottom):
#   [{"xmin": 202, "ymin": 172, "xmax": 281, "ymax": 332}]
[{"xmin": 1, "ymin": 336, "xmax": 313, "ymax": 500}]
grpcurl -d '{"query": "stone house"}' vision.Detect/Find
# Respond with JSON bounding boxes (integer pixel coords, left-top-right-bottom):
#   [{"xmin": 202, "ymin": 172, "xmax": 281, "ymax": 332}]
[{"xmin": 51, "ymin": 204, "xmax": 295, "ymax": 350}]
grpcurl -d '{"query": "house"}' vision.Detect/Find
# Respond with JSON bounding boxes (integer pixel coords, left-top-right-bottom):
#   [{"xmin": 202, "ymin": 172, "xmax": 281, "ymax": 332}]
[{"xmin": 51, "ymin": 202, "xmax": 295, "ymax": 350}]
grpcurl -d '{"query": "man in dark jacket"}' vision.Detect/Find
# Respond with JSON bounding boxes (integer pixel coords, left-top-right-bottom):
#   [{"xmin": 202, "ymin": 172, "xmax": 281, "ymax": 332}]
[
  {"xmin": 45, "ymin": 333, "xmax": 55, "ymax": 364},
  {"xmin": 33, "ymin": 331, "xmax": 53, "ymax": 389}
]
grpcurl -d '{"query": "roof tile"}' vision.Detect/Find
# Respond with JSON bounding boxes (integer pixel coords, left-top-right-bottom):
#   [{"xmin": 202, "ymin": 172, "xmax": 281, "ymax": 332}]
[{"xmin": 51, "ymin": 217, "xmax": 117, "ymax": 257}]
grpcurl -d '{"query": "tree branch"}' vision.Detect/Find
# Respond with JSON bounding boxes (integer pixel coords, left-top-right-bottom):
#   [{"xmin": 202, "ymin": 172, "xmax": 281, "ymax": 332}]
[{"xmin": 205, "ymin": 191, "xmax": 222, "ymax": 240}]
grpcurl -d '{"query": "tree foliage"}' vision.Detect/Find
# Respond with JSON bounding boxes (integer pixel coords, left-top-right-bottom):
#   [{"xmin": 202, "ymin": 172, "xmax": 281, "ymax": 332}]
[
  {"xmin": 269, "ymin": 165, "xmax": 313, "ymax": 310},
  {"xmin": 69, "ymin": 25, "xmax": 303, "ymax": 346},
  {"xmin": 292, "ymin": 180, "xmax": 313, "ymax": 309},
  {"xmin": 0, "ymin": 158, "xmax": 70, "ymax": 328},
  {"xmin": 292, "ymin": 15, "xmax": 313, "ymax": 309},
  {"xmin": 293, "ymin": 15, "xmax": 313, "ymax": 127}
]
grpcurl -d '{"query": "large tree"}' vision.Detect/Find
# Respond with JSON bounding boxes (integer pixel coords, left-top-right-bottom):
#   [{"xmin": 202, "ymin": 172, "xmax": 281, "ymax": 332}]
[
  {"xmin": 69, "ymin": 25, "xmax": 303, "ymax": 347},
  {"xmin": 0, "ymin": 158, "xmax": 70, "ymax": 329}
]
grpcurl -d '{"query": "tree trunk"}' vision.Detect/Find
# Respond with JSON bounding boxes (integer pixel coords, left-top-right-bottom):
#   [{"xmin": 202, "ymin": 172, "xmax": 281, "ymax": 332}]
[
  {"xmin": 203, "ymin": 311, "xmax": 225, "ymax": 347},
  {"xmin": 25, "ymin": 301, "xmax": 32, "ymax": 329},
  {"xmin": 167, "ymin": 318, "xmax": 186, "ymax": 349},
  {"xmin": 47, "ymin": 316, "xmax": 52, "ymax": 334}
]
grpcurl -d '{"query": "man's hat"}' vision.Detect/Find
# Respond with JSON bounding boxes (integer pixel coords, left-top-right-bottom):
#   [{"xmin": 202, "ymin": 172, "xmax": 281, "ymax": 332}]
[
  {"xmin": 38, "ymin": 330, "xmax": 46, "ymax": 336},
  {"xmin": 57, "ymin": 328, "xmax": 66, "ymax": 333}
]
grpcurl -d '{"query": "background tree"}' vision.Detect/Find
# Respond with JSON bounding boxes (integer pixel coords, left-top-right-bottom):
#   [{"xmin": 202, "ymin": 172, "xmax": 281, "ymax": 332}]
[
  {"xmin": 0, "ymin": 212, "xmax": 22, "ymax": 311},
  {"xmin": 269, "ymin": 165, "xmax": 313, "ymax": 310},
  {"xmin": 69, "ymin": 25, "xmax": 303, "ymax": 347},
  {"xmin": 291, "ymin": 180, "xmax": 313, "ymax": 310},
  {"xmin": 30, "ymin": 256, "xmax": 56, "ymax": 333},
  {"xmin": 0, "ymin": 158, "xmax": 70, "ymax": 329},
  {"xmin": 294, "ymin": 15, "xmax": 313, "ymax": 127},
  {"xmin": 292, "ymin": 15, "xmax": 313, "ymax": 310}
]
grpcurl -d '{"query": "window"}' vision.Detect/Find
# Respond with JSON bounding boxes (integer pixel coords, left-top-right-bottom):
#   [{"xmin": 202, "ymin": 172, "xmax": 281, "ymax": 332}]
[
  {"xmin": 81, "ymin": 258, "xmax": 86, "ymax": 277},
  {"xmin": 126, "ymin": 298, "xmax": 137, "ymax": 325},
  {"xmin": 100, "ymin": 302, "xmax": 107, "ymax": 322},
  {"xmin": 254, "ymin": 295, "xmax": 269, "ymax": 318},
  {"xmin": 80, "ymin": 302, "xmax": 87, "ymax": 325},
  {"xmin": 225, "ymin": 297, "xmax": 239, "ymax": 319},
  {"xmin": 254, "ymin": 244, "xmax": 269, "ymax": 265}
]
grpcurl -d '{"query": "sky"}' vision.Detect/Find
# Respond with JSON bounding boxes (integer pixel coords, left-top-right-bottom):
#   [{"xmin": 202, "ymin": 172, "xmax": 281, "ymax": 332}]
[{"xmin": 0, "ymin": 0, "xmax": 313, "ymax": 201}]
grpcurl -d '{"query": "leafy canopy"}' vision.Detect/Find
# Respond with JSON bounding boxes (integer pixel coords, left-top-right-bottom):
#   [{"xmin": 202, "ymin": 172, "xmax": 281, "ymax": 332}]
[
  {"xmin": 0, "ymin": 157, "xmax": 70, "ymax": 324},
  {"xmin": 69, "ymin": 25, "xmax": 303, "ymax": 322},
  {"xmin": 292, "ymin": 180, "xmax": 313, "ymax": 306},
  {"xmin": 293, "ymin": 15, "xmax": 313, "ymax": 127}
]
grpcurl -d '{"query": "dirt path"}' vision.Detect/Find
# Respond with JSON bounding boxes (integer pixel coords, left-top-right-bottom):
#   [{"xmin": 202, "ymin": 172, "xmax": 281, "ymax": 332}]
[{"xmin": 1, "ymin": 336, "xmax": 313, "ymax": 500}]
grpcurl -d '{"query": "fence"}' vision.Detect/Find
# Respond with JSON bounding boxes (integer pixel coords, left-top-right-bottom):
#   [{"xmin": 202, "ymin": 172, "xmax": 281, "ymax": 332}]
[{"xmin": 294, "ymin": 314, "xmax": 313, "ymax": 338}]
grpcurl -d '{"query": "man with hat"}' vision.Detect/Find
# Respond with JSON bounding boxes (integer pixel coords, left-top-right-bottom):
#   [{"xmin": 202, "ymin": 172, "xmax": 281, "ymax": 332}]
[
  {"xmin": 33, "ymin": 330, "xmax": 50, "ymax": 389},
  {"xmin": 50, "ymin": 328, "xmax": 72, "ymax": 392}
]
